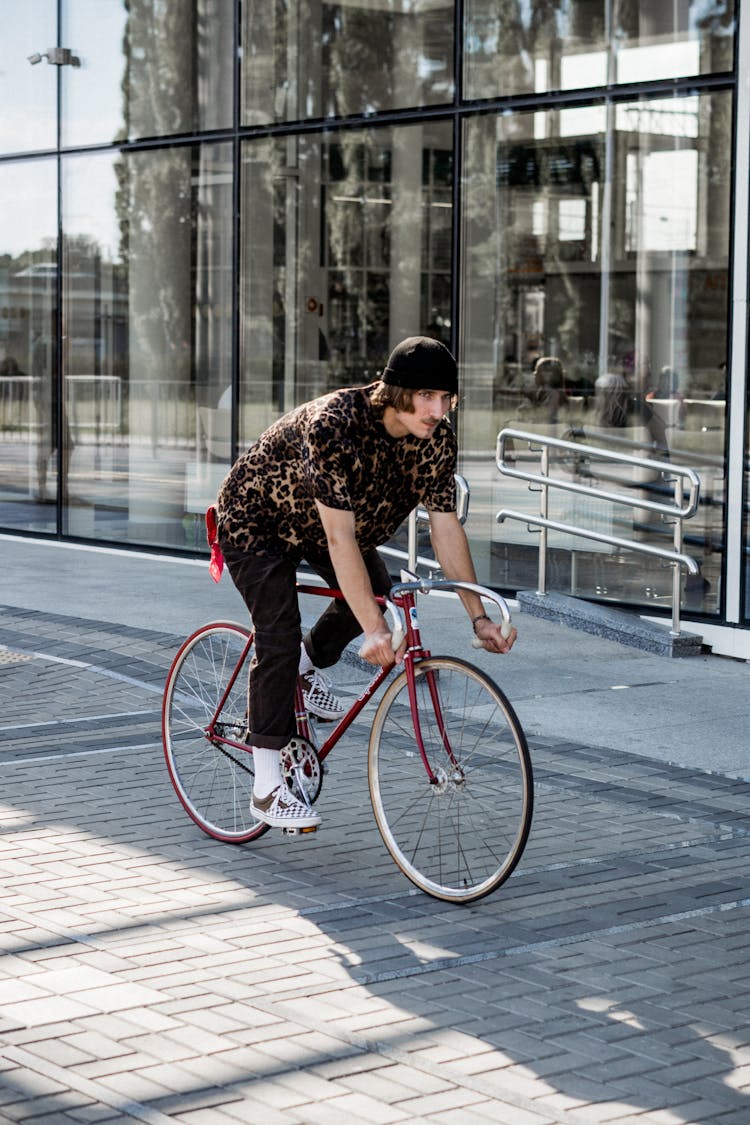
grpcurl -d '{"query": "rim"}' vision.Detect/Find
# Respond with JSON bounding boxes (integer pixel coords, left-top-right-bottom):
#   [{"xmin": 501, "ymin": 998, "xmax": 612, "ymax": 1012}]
[{"xmin": 369, "ymin": 658, "xmax": 532, "ymax": 902}]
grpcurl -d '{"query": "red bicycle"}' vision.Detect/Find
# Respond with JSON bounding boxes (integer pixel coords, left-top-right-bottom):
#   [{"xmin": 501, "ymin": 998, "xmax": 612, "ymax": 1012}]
[{"xmin": 162, "ymin": 576, "xmax": 533, "ymax": 904}]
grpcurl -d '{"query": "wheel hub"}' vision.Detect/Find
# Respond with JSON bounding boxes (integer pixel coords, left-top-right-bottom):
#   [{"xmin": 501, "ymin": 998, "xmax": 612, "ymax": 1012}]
[{"xmin": 430, "ymin": 764, "xmax": 466, "ymax": 795}]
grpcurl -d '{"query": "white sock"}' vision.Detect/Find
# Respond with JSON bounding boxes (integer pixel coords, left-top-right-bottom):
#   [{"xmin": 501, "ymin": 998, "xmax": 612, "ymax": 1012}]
[
  {"xmin": 298, "ymin": 641, "xmax": 313, "ymax": 676},
  {"xmin": 252, "ymin": 746, "xmax": 282, "ymax": 798}
]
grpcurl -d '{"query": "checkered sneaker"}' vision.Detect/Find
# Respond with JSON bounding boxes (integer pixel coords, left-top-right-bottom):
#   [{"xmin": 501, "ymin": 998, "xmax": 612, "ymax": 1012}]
[
  {"xmin": 299, "ymin": 668, "xmax": 346, "ymax": 720},
  {"xmin": 251, "ymin": 783, "xmax": 321, "ymax": 830}
]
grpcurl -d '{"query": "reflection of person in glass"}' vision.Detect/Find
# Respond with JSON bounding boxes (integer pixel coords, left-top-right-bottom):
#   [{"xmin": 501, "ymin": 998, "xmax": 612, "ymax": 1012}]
[
  {"xmin": 213, "ymin": 337, "xmax": 516, "ymax": 832},
  {"xmin": 646, "ymin": 365, "xmax": 686, "ymax": 429},
  {"xmin": 0, "ymin": 357, "xmax": 29, "ymax": 434},
  {"xmin": 594, "ymin": 369, "xmax": 629, "ymax": 429},
  {"xmin": 530, "ymin": 355, "xmax": 566, "ymax": 422},
  {"xmin": 31, "ymin": 318, "xmax": 71, "ymax": 503},
  {"xmin": 0, "ymin": 356, "xmax": 25, "ymax": 378},
  {"xmin": 595, "ymin": 358, "xmax": 668, "ymax": 456}
]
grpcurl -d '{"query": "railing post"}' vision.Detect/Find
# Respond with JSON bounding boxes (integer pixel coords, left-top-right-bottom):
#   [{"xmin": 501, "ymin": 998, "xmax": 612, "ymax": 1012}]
[
  {"xmin": 407, "ymin": 508, "xmax": 418, "ymax": 573},
  {"xmin": 671, "ymin": 474, "xmax": 684, "ymax": 637},
  {"xmin": 537, "ymin": 444, "xmax": 550, "ymax": 595}
]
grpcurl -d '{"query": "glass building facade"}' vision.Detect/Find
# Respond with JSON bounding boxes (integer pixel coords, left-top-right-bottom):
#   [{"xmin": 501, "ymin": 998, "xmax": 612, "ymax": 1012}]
[{"xmin": 1, "ymin": 1, "xmax": 748, "ymax": 656}]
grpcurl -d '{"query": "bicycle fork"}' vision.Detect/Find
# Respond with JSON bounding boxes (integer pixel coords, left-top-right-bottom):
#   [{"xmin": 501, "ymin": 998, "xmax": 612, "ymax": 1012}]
[{"xmin": 404, "ymin": 656, "xmax": 462, "ymax": 788}]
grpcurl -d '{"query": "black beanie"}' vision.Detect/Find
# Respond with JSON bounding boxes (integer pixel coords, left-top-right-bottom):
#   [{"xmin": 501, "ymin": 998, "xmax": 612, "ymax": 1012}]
[{"xmin": 381, "ymin": 336, "xmax": 458, "ymax": 395}]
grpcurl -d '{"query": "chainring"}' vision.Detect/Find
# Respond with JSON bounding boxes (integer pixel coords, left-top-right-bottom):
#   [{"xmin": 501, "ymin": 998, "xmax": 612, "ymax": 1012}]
[{"xmin": 280, "ymin": 736, "xmax": 323, "ymax": 805}]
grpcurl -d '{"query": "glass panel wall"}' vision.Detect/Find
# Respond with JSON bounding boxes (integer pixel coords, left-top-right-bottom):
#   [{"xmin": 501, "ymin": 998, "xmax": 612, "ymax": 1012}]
[
  {"xmin": 460, "ymin": 89, "xmax": 731, "ymax": 615},
  {"xmin": 746, "ymin": 398, "xmax": 750, "ymax": 617},
  {"xmin": 239, "ymin": 123, "xmax": 453, "ymax": 446},
  {"xmin": 61, "ymin": 144, "xmax": 233, "ymax": 547},
  {"xmin": 464, "ymin": 0, "xmax": 735, "ymax": 100},
  {"xmin": 0, "ymin": 0, "xmax": 57, "ymax": 155},
  {"xmin": 242, "ymin": 0, "xmax": 454, "ymax": 125},
  {"xmin": 0, "ymin": 0, "xmax": 743, "ymax": 635},
  {"xmin": 61, "ymin": 0, "xmax": 233, "ymax": 146},
  {"xmin": 0, "ymin": 157, "xmax": 58, "ymax": 530}
]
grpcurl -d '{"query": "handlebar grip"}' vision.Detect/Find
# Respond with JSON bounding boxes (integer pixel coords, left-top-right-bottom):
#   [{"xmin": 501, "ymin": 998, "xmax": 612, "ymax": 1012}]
[
  {"xmin": 472, "ymin": 619, "xmax": 513, "ymax": 648},
  {"xmin": 358, "ymin": 623, "xmax": 405, "ymax": 661},
  {"xmin": 356, "ymin": 599, "xmax": 404, "ymax": 659}
]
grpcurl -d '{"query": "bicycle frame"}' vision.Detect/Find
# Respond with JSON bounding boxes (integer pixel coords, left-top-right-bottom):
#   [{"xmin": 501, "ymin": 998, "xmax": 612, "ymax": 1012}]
[
  {"xmin": 203, "ymin": 577, "xmax": 513, "ymax": 786},
  {"xmin": 294, "ymin": 583, "xmax": 433, "ymax": 768},
  {"xmin": 204, "ymin": 583, "xmax": 437, "ymax": 769}
]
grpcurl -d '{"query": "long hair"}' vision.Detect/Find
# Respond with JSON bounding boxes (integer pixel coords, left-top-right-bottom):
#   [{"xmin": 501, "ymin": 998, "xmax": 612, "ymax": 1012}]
[
  {"xmin": 370, "ymin": 382, "xmax": 458, "ymax": 417},
  {"xmin": 370, "ymin": 382, "xmax": 416, "ymax": 416}
]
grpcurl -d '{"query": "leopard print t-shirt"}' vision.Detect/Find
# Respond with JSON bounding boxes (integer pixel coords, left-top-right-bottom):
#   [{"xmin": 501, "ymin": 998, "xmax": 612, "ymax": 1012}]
[{"xmin": 216, "ymin": 383, "xmax": 457, "ymax": 561}]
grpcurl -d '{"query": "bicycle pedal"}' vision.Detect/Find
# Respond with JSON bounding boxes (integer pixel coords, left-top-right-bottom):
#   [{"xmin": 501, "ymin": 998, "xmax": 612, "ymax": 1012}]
[{"xmin": 281, "ymin": 825, "xmax": 318, "ymax": 836}]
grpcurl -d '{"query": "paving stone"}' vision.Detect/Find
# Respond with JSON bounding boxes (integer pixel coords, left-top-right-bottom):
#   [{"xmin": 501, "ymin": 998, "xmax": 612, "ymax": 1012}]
[
  {"xmin": 2, "ymin": 601, "xmax": 750, "ymax": 1124},
  {"xmin": 389, "ymin": 1087, "xmax": 492, "ymax": 1116},
  {"xmin": 459, "ymin": 1102, "xmax": 557, "ymax": 1124},
  {"xmin": 65, "ymin": 1107, "xmax": 119, "ymax": 1123},
  {"xmin": 231, "ymin": 1077, "xmax": 317, "ymax": 1111}
]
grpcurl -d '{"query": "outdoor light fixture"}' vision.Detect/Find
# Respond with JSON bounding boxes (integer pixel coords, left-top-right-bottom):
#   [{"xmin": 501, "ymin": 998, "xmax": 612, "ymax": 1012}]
[{"xmin": 28, "ymin": 47, "xmax": 80, "ymax": 67}]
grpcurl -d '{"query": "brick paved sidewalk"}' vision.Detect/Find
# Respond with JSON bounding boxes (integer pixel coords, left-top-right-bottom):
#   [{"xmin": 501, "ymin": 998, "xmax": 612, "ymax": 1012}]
[{"xmin": 1, "ymin": 604, "xmax": 749, "ymax": 1124}]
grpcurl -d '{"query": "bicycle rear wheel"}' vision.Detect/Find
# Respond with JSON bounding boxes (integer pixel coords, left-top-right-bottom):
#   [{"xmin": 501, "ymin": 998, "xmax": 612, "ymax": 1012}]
[
  {"xmin": 368, "ymin": 655, "xmax": 533, "ymax": 904},
  {"xmin": 162, "ymin": 621, "xmax": 267, "ymax": 843}
]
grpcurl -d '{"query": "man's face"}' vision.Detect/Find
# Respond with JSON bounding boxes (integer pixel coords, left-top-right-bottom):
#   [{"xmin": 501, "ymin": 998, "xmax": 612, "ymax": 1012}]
[{"xmin": 391, "ymin": 389, "xmax": 454, "ymax": 439}]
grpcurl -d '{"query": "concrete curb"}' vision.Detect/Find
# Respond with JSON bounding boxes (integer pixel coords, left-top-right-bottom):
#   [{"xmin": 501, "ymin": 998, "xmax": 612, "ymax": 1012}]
[{"xmin": 516, "ymin": 588, "xmax": 704, "ymax": 658}]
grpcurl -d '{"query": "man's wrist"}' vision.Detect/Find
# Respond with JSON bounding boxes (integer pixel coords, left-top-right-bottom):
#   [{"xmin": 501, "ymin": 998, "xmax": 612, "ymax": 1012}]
[{"xmin": 471, "ymin": 613, "xmax": 492, "ymax": 632}]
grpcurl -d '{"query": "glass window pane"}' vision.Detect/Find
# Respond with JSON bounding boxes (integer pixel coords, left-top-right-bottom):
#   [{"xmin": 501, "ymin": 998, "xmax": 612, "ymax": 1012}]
[
  {"xmin": 0, "ymin": 158, "xmax": 58, "ymax": 531},
  {"xmin": 239, "ymin": 123, "xmax": 453, "ymax": 443},
  {"xmin": 242, "ymin": 0, "xmax": 454, "ymax": 125},
  {"xmin": 61, "ymin": 0, "xmax": 233, "ymax": 146},
  {"xmin": 464, "ymin": 0, "xmax": 736, "ymax": 100},
  {"xmin": 746, "ymin": 400, "xmax": 750, "ymax": 619},
  {"xmin": 460, "ymin": 90, "xmax": 731, "ymax": 617},
  {"xmin": 61, "ymin": 144, "xmax": 233, "ymax": 547},
  {"xmin": 0, "ymin": 0, "xmax": 57, "ymax": 154}
]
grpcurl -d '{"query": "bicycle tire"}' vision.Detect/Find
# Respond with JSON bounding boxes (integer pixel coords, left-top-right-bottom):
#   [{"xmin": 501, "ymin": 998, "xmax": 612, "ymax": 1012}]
[
  {"xmin": 368, "ymin": 655, "xmax": 533, "ymax": 904},
  {"xmin": 162, "ymin": 621, "xmax": 268, "ymax": 843}
]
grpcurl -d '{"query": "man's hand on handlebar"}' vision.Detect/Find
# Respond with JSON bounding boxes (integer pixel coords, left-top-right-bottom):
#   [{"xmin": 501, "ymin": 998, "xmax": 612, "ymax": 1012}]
[
  {"xmin": 473, "ymin": 616, "xmax": 517, "ymax": 654},
  {"xmin": 360, "ymin": 623, "xmax": 406, "ymax": 667}
]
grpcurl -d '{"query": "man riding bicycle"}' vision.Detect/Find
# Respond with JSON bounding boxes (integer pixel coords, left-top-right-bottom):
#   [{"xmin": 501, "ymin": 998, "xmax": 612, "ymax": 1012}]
[{"xmin": 215, "ymin": 336, "xmax": 516, "ymax": 831}]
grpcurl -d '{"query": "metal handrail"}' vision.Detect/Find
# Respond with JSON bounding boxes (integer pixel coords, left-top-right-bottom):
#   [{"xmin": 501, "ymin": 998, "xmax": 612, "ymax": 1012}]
[
  {"xmin": 380, "ymin": 473, "xmax": 470, "ymax": 576},
  {"xmin": 496, "ymin": 428, "xmax": 702, "ymax": 636}
]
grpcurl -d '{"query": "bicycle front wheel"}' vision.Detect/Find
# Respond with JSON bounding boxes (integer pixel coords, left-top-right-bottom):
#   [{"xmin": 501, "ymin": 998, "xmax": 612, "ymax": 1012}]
[
  {"xmin": 162, "ymin": 621, "xmax": 267, "ymax": 843},
  {"xmin": 368, "ymin": 656, "xmax": 533, "ymax": 904}
]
